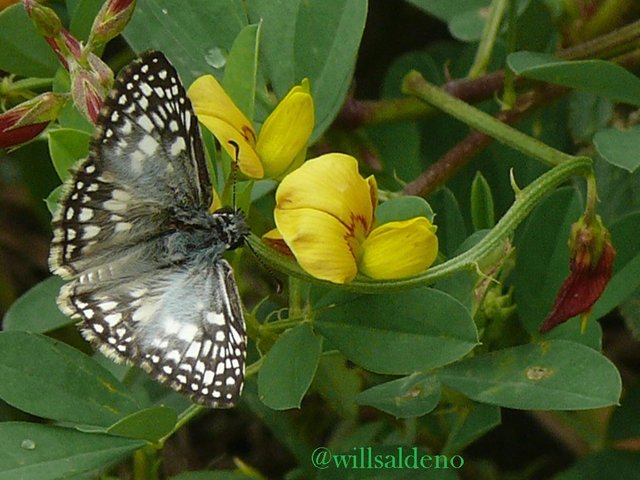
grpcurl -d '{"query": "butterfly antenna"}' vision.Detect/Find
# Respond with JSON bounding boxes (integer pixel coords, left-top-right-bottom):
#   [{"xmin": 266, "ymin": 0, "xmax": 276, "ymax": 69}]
[
  {"xmin": 226, "ymin": 140, "xmax": 282, "ymax": 294},
  {"xmin": 227, "ymin": 140, "xmax": 240, "ymax": 210}
]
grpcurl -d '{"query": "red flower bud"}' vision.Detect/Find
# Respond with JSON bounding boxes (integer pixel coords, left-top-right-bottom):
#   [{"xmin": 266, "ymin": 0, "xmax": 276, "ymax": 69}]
[
  {"xmin": 539, "ymin": 216, "xmax": 616, "ymax": 333},
  {"xmin": 0, "ymin": 92, "xmax": 67, "ymax": 148}
]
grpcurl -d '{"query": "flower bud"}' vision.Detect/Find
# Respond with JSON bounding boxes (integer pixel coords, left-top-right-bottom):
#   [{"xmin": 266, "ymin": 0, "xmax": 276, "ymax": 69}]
[
  {"xmin": 70, "ymin": 63, "xmax": 108, "ymax": 123},
  {"xmin": 88, "ymin": 0, "xmax": 137, "ymax": 50},
  {"xmin": 23, "ymin": 0, "xmax": 83, "ymax": 69},
  {"xmin": 539, "ymin": 215, "xmax": 616, "ymax": 333},
  {"xmin": 0, "ymin": 92, "xmax": 67, "ymax": 148}
]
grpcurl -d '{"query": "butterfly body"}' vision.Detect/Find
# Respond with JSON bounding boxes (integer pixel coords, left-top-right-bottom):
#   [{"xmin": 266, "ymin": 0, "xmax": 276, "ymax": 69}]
[{"xmin": 49, "ymin": 51, "xmax": 247, "ymax": 408}]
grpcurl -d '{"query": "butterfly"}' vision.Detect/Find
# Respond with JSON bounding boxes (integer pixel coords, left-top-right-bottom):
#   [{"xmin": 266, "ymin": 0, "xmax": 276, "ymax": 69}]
[{"xmin": 49, "ymin": 51, "xmax": 248, "ymax": 408}]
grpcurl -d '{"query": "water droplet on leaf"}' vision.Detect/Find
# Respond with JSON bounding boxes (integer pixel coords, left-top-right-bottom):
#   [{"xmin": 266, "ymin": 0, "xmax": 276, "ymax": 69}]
[{"xmin": 205, "ymin": 47, "xmax": 227, "ymax": 69}]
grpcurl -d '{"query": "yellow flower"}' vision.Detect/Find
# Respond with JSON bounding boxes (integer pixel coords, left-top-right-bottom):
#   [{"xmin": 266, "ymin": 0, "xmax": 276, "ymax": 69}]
[
  {"xmin": 188, "ymin": 76, "xmax": 314, "ymax": 180},
  {"xmin": 272, "ymin": 154, "xmax": 438, "ymax": 283}
]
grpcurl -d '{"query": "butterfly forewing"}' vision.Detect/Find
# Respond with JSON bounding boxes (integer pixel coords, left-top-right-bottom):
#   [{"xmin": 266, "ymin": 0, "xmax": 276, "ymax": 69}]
[
  {"xmin": 50, "ymin": 51, "xmax": 210, "ymax": 277},
  {"xmin": 49, "ymin": 51, "xmax": 247, "ymax": 408}
]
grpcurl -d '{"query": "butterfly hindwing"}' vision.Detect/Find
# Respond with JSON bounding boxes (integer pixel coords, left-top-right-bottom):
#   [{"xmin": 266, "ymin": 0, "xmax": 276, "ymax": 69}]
[{"xmin": 61, "ymin": 258, "xmax": 246, "ymax": 408}]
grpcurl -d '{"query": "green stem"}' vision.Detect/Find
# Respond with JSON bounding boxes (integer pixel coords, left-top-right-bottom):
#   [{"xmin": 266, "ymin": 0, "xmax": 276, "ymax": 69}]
[
  {"xmin": 401, "ymin": 71, "xmax": 574, "ymax": 167},
  {"xmin": 468, "ymin": 0, "xmax": 509, "ymax": 78},
  {"xmin": 288, "ymin": 277, "xmax": 303, "ymax": 319},
  {"xmin": 249, "ymin": 155, "xmax": 592, "ymax": 292},
  {"xmin": 501, "ymin": 0, "xmax": 517, "ymax": 108}
]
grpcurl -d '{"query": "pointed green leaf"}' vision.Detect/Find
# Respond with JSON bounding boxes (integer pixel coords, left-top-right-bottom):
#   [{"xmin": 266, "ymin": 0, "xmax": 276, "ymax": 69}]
[
  {"xmin": 0, "ymin": 332, "xmax": 141, "ymax": 426},
  {"xmin": 442, "ymin": 403, "xmax": 501, "ymax": 454},
  {"xmin": 470, "ymin": 172, "xmax": 495, "ymax": 230},
  {"xmin": 508, "ymin": 52, "xmax": 640, "ymax": 106},
  {"xmin": 0, "ymin": 422, "xmax": 143, "ymax": 480},
  {"xmin": 106, "ymin": 406, "xmax": 177, "ymax": 443},
  {"xmin": 48, "ymin": 129, "xmax": 91, "ymax": 181},
  {"xmin": 593, "ymin": 126, "xmax": 640, "ymax": 173},
  {"xmin": 315, "ymin": 288, "xmax": 478, "ymax": 375},
  {"xmin": 223, "ymin": 23, "xmax": 260, "ymax": 121},
  {"xmin": 312, "ymin": 352, "xmax": 362, "ymax": 419},
  {"xmin": 439, "ymin": 340, "xmax": 621, "ymax": 410},
  {"xmin": 0, "ymin": 4, "xmax": 59, "ymax": 77},
  {"xmin": 376, "ymin": 196, "xmax": 435, "ymax": 224},
  {"xmin": 3, "ymin": 276, "xmax": 72, "ymax": 333},
  {"xmin": 248, "ymin": 0, "xmax": 367, "ymax": 139},
  {"xmin": 258, "ymin": 323, "xmax": 322, "ymax": 410},
  {"xmin": 356, "ymin": 373, "xmax": 441, "ymax": 418}
]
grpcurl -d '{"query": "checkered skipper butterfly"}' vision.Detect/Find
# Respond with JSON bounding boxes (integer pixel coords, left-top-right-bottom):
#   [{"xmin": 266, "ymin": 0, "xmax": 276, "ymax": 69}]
[{"xmin": 49, "ymin": 51, "xmax": 248, "ymax": 408}]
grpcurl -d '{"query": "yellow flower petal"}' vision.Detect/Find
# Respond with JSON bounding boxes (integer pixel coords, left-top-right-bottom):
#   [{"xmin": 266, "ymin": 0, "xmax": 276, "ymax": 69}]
[
  {"xmin": 276, "ymin": 153, "xmax": 376, "ymax": 240},
  {"xmin": 188, "ymin": 75, "xmax": 255, "ymax": 140},
  {"xmin": 188, "ymin": 75, "xmax": 264, "ymax": 179},
  {"xmin": 358, "ymin": 217, "xmax": 438, "ymax": 280},
  {"xmin": 274, "ymin": 207, "xmax": 358, "ymax": 283},
  {"xmin": 257, "ymin": 85, "xmax": 314, "ymax": 179},
  {"xmin": 197, "ymin": 116, "xmax": 264, "ymax": 179}
]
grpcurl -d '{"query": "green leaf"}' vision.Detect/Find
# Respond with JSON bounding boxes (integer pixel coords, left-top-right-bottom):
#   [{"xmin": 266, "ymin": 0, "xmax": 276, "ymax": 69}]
[
  {"xmin": 46, "ymin": 185, "xmax": 64, "ymax": 216},
  {"xmin": 248, "ymin": 0, "xmax": 367, "ymax": 139},
  {"xmin": 123, "ymin": 0, "xmax": 248, "ymax": 86},
  {"xmin": 2, "ymin": 276, "xmax": 72, "ymax": 333},
  {"xmin": 513, "ymin": 187, "xmax": 602, "ymax": 347},
  {"xmin": 106, "ymin": 406, "xmax": 177, "ymax": 443},
  {"xmin": 0, "ymin": 4, "xmax": 59, "ymax": 78},
  {"xmin": 508, "ymin": 52, "xmax": 640, "ymax": 106},
  {"xmin": 442, "ymin": 403, "xmax": 501, "ymax": 454},
  {"xmin": 404, "ymin": 0, "xmax": 488, "ymax": 22},
  {"xmin": 590, "ymin": 211, "xmax": 640, "ymax": 319},
  {"xmin": 439, "ymin": 340, "xmax": 621, "ymax": 410},
  {"xmin": 568, "ymin": 92, "xmax": 613, "ymax": 143},
  {"xmin": 553, "ymin": 450, "xmax": 640, "ymax": 480},
  {"xmin": 0, "ymin": 422, "xmax": 143, "ymax": 480},
  {"xmin": 315, "ymin": 288, "xmax": 478, "ymax": 375},
  {"xmin": 355, "ymin": 373, "xmax": 441, "ymax": 418},
  {"xmin": 429, "ymin": 188, "xmax": 467, "ymax": 257},
  {"xmin": 48, "ymin": 129, "xmax": 91, "ymax": 181},
  {"xmin": 470, "ymin": 172, "xmax": 495, "ymax": 230},
  {"xmin": 0, "ymin": 331, "xmax": 141, "ymax": 426},
  {"xmin": 223, "ymin": 24, "xmax": 260, "ymax": 121},
  {"xmin": 448, "ymin": 8, "xmax": 487, "ymax": 42},
  {"xmin": 594, "ymin": 126, "xmax": 640, "ymax": 173},
  {"xmin": 258, "ymin": 323, "xmax": 322, "ymax": 410},
  {"xmin": 312, "ymin": 352, "xmax": 362, "ymax": 419},
  {"xmin": 376, "ymin": 196, "xmax": 435, "ymax": 225},
  {"xmin": 241, "ymin": 382, "xmax": 315, "ymax": 472},
  {"xmin": 68, "ymin": 0, "xmax": 103, "ymax": 40}
]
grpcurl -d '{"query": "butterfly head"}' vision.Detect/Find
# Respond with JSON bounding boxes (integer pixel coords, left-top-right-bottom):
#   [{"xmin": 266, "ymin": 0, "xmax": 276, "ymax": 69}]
[{"xmin": 213, "ymin": 207, "xmax": 249, "ymax": 251}]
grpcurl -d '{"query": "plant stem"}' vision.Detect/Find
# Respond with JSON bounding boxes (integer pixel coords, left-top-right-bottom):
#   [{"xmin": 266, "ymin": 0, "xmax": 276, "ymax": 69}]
[
  {"xmin": 402, "ymin": 71, "xmax": 575, "ymax": 167},
  {"xmin": 468, "ymin": 0, "xmax": 509, "ymax": 78},
  {"xmin": 249, "ymin": 154, "xmax": 593, "ymax": 292}
]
